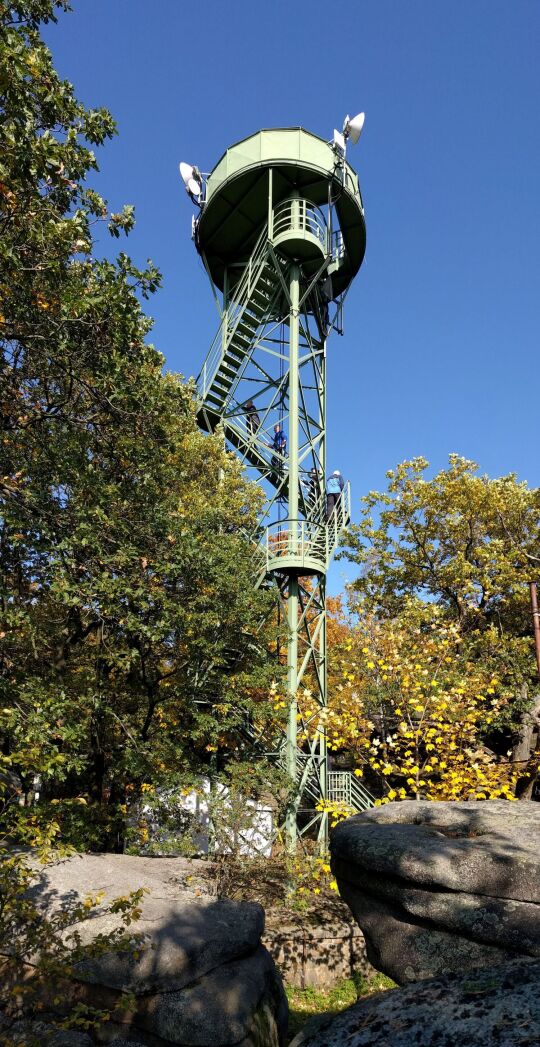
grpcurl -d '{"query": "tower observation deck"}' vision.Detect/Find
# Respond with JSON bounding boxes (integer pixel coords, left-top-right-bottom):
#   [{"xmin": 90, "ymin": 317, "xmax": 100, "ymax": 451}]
[{"xmin": 189, "ymin": 126, "xmax": 372, "ymax": 846}]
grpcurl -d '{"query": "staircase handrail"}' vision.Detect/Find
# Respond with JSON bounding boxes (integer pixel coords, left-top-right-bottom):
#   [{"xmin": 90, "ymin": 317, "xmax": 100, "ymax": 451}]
[
  {"xmin": 197, "ymin": 223, "xmax": 270, "ymax": 401},
  {"xmin": 328, "ymin": 770, "xmax": 375, "ymax": 810},
  {"xmin": 349, "ymin": 774, "xmax": 376, "ymax": 809},
  {"xmin": 265, "ymin": 483, "xmax": 351, "ymax": 571}
]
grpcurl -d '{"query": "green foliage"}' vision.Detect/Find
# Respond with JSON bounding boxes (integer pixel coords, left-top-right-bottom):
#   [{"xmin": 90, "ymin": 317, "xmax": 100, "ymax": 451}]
[
  {"xmin": 344, "ymin": 455, "xmax": 539, "ymax": 639},
  {"xmin": 0, "ymin": 0, "xmax": 279, "ymax": 852},
  {"xmin": 341, "ymin": 456, "xmax": 540, "ymax": 749},
  {"xmin": 286, "ymin": 971, "xmax": 396, "ymax": 1039},
  {"xmin": 0, "ymin": 845, "xmax": 145, "ymax": 1045}
]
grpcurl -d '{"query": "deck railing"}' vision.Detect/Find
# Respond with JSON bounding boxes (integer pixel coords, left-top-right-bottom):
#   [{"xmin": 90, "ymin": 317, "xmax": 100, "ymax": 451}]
[
  {"xmin": 272, "ymin": 198, "xmax": 328, "ymax": 251},
  {"xmin": 265, "ymin": 483, "xmax": 351, "ymax": 572}
]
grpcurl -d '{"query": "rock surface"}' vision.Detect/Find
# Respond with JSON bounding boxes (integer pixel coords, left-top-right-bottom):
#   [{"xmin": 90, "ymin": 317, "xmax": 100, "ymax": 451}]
[
  {"xmin": 331, "ymin": 800, "xmax": 540, "ymax": 983},
  {"xmin": 264, "ymin": 901, "xmax": 373, "ymax": 989},
  {"xmin": 0, "ymin": 1021, "xmax": 94, "ymax": 1045},
  {"xmin": 20, "ymin": 853, "xmax": 287, "ymax": 1046},
  {"xmin": 139, "ymin": 945, "xmax": 287, "ymax": 1047},
  {"xmin": 289, "ymin": 958, "xmax": 540, "ymax": 1046},
  {"xmin": 29, "ymin": 853, "xmax": 264, "ymax": 995}
]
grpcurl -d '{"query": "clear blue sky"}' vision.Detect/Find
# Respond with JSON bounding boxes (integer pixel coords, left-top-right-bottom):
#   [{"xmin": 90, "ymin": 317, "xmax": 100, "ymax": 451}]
[{"xmin": 44, "ymin": 2, "xmax": 540, "ymax": 591}]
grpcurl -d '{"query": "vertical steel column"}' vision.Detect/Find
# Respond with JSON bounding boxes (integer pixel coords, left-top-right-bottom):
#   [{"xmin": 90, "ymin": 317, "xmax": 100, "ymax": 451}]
[
  {"xmin": 285, "ymin": 262, "xmax": 300, "ymax": 850},
  {"xmin": 317, "ymin": 334, "xmax": 329, "ymax": 847},
  {"xmin": 316, "ymin": 575, "xmax": 328, "ymax": 847}
]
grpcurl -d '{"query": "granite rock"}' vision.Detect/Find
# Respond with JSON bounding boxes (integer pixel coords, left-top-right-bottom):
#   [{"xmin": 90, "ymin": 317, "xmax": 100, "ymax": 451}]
[
  {"xmin": 12, "ymin": 853, "xmax": 287, "ymax": 1046},
  {"xmin": 3, "ymin": 1022, "xmax": 94, "ymax": 1046},
  {"xmin": 331, "ymin": 800, "xmax": 540, "ymax": 983},
  {"xmin": 289, "ymin": 958, "xmax": 540, "ymax": 1046},
  {"xmin": 140, "ymin": 945, "xmax": 287, "ymax": 1046},
  {"xmin": 28, "ymin": 853, "xmax": 264, "ymax": 994}
]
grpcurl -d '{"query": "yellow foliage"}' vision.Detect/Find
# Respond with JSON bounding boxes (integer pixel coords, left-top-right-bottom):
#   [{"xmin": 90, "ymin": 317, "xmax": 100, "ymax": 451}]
[{"xmin": 311, "ymin": 611, "xmax": 522, "ymax": 803}]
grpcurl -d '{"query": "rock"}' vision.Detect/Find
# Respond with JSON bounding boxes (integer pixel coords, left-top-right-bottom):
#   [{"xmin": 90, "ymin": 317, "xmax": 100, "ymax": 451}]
[
  {"xmin": 49, "ymin": 1033, "xmax": 96, "ymax": 1047},
  {"xmin": 138, "ymin": 945, "xmax": 287, "ymax": 1046},
  {"xmin": 331, "ymin": 800, "xmax": 540, "ymax": 983},
  {"xmin": 4, "ymin": 1021, "xmax": 94, "ymax": 1046},
  {"xmin": 264, "ymin": 909, "xmax": 373, "ymax": 989},
  {"xmin": 19, "ymin": 852, "xmax": 287, "ymax": 1046},
  {"xmin": 28, "ymin": 853, "xmax": 264, "ymax": 994},
  {"xmin": 289, "ymin": 957, "xmax": 540, "ymax": 1046}
]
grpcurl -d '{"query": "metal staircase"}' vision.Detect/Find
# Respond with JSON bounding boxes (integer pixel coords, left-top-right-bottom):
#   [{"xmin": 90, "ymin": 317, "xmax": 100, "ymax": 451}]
[
  {"xmin": 197, "ymin": 228, "xmax": 277, "ymax": 421},
  {"xmin": 239, "ymin": 722, "xmax": 374, "ymax": 816}
]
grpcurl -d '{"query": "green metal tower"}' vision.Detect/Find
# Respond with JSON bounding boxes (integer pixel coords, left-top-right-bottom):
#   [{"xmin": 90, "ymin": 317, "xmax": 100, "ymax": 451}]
[{"xmin": 185, "ymin": 127, "xmax": 371, "ymax": 847}]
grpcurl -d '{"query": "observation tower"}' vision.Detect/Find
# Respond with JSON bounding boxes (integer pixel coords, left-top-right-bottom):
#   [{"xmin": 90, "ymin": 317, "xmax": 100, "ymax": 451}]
[{"xmin": 181, "ymin": 119, "xmax": 372, "ymax": 846}]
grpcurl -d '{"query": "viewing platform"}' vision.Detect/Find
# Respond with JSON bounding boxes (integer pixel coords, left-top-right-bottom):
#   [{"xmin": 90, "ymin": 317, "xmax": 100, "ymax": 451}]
[{"xmin": 265, "ymin": 483, "xmax": 351, "ymax": 577}]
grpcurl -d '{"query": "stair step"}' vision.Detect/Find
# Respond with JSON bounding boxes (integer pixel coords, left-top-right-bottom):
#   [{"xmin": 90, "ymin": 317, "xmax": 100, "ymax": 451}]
[
  {"xmin": 242, "ymin": 311, "xmax": 263, "ymax": 326},
  {"xmin": 238, "ymin": 311, "xmax": 262, "ymax": 327},
  {"xmin": 212, "ymin": 377, "xmax": 232, "ymax": 393},
  {"xmin": 230, "ymin": 337, "xmax": 251, "ymax": 352},
  {"xmin": 251, "ymin": 290, "xmax": 270, "ymax": 306},
  {"xmin": 214, "ymin": 370, "xmax": 233, "ymax": 385},
  {"xmin": 251, "ymin": 297, "xmax": 270, "ymax": 310},
  {"xmin": 236, "ymin": 320, "xmax": 258, "ymax": 336}
]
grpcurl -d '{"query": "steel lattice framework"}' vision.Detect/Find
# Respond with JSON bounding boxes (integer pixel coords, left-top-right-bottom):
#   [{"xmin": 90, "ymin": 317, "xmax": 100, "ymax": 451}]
[{"xmin": 189, "ymin": 129, "xmax": 371, "ymax": 846}]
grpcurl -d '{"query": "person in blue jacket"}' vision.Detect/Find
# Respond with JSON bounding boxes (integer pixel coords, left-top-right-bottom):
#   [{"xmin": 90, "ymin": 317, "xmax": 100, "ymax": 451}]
[
  {"xmin": 326, "ymin": 469, "xmax": 344, "ymax": 519},
  {"xmin": 271, "ymin": 423, "xmax": 287, "ymax": 475}
]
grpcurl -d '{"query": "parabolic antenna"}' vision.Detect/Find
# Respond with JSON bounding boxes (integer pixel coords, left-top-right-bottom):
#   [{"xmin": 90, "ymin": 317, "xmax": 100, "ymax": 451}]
[
  {"xmin": 343, "ymin": 111, "xmax": 365, "ymax": 145},
  {"xmin": 179, "ymin": 162, "xmax": 202, "ymax": 199}
]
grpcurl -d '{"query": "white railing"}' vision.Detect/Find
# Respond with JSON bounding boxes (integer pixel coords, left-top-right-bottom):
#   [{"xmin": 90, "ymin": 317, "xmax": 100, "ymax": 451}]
[
  {"xmin": 265, "ymin": 482, "xmax": 351, "ymax": 572},
  {"xmin": 328, "ymin": 771, "xmax": 375, "ymax": 810},
  {"xmin": 228, "ymin": 411, "xmax": 274, "ymax": 454},
  {"xmin": 251, "ymin": 538, "xmax": 268, "ymax": 587},
  {"xmin": 272, "ymin": 198, "xmax": 328, "ymax": 252},
  {"xmin": 331, "ymin": 230, "xmax": 345, "ymax": 262}
]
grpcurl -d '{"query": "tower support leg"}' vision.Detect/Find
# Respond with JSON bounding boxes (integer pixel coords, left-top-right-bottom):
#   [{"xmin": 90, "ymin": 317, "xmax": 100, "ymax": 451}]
[
  {"xmin": 316, "ymin": 574, "xmax": 329, "ymax": 850},
  {"xmin": 285, "ymin": 264, "xmax": 300, "ymax": 852},
  {"xmin": 285, "ymin": 575, "xmax": 299, "ymax": 850}
]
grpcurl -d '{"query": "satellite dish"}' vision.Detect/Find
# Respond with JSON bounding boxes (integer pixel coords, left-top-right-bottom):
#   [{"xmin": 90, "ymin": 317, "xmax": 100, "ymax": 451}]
[
  {"xmin": 343, "ymin": 112, "xmax": 365, "ymax": 145},
  {"xmin": 187, "ymin": 177, "xmax": 201, "ymax": 197},
  {"xmin": 179, "ymin": 161, "xmax": 203, "ymax": 204},
  {"xmin": 179, "ymin": 162, "xmax": 196, "ymax": 186}
]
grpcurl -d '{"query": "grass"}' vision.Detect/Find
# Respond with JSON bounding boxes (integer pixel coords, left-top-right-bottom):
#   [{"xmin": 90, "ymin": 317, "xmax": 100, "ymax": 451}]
[{"xmin": 286, "ymin": 970, "xmax": 396, "ymax": 1041}]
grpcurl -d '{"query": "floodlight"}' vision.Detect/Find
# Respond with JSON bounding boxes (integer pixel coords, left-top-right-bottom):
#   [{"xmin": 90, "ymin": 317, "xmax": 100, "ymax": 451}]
[
  {"xmin": 343, "ymin": 112, "xmax": 365, "ymax": 145},
  {"xmin": 179, "ymin": 161, "xmax": 203, "ymax": 202}
]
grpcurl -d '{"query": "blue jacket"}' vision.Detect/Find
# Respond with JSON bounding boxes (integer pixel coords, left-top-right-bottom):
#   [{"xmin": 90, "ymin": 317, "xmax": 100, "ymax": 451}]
[
  {"xmin": 327, "ymin": 473, "xmax": 344, "ymax": 494},
  {"xmin": 272, "ymin": 429, "xmax": 286, "ymax": 453}
]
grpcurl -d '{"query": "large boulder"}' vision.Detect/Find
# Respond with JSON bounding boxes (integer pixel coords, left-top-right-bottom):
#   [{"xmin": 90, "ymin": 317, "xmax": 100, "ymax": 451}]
[
  {"xmin": 19, "ymin": 853, "xmax": 287, "ymax": 1046},
  {"xmin": 290, "ymin": 958, "xmax": 540, "ymax": 1046},
  {"xmin": 331, "ymin": 800, "xmax": 540, "ymax": 984},
  {"xmin": 1, "ymin": 1022, "xmax": 94, "ymax": 1046}
]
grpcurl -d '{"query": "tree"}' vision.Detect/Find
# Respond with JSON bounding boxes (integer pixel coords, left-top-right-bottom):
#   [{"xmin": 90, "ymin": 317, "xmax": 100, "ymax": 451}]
[
  {"xmin": 343, "ymin": 455, "xmax": 540, "ymax": 636},
  {"xmin": 322, "ymin": 602, "xmax": 521, "ymax": 803},
  {"xmin": 338, "ymin": 456, "xmax": 540, "ymax": 795},
  {"xmin": 0, "ymin": 0, "xmax": 279, "ymax": 850}
]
